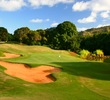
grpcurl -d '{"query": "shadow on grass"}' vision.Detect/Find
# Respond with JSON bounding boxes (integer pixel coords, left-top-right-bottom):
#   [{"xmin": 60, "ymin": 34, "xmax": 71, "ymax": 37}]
[{"xmin": 51, "ymin": 61, "xmax": 110, "ymax": 80}]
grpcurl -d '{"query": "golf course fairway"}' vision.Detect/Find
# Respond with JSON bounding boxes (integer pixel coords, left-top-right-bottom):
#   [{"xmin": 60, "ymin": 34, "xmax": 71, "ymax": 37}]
[{"xmin": 0, "ymin": 44, "xmax": 110, "ymax": 100}]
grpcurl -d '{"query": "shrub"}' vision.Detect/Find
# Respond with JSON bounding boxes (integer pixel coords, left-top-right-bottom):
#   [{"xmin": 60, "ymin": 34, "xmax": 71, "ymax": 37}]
[
  {"xmin": 93, "ymin": 49, "xmax": 104, "ymax": 57},
  {"xmin": 92, "ymin": 54, "xmax": 96, "ymax": 57},
  {"xmin": 79, "ymin": 49, "xmax": 90, "ymax": 58}
]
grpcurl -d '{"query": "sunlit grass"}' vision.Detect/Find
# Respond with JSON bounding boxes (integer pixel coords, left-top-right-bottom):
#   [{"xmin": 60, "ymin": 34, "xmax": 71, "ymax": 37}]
[{"xmin": 0, "ymin": 44, "xmax": 110, "ymax": 100}]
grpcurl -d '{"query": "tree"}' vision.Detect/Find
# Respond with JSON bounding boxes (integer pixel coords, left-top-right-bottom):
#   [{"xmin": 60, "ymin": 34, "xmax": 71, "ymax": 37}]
[
  {"xmin": 53, "ymin": 21, "xmax": 79, "ymax": 51},
  {"xmin": 56, "ymin": 21, "xmax": 77, "ymax": 36},
  {"xmin": 67, "ymin": 35, "xmax": 81, "ymax": 51},
  {"xmin": 36, "ymin": 29, "xmax": 47, "ymax": 45},
  {"xmin": 14, "ymin": 27, "xmax": 30, "ymax": 43},
  {"xmin": 25, "ymin": 30, "xmax": 41, "ymax": 45},
  {"xmin": 45, "ymin": 27, "xmax": 57, "ymax": 48},
  {"xmin": 8, "ymin": 33, "xmax": 14, "ymax": 41},
  {"xmin": 0, "ymin": 27, "xmax": 8, "ymax": 41},
  {"xmin": 80, "ymin": 32, "xmax": 110, "ymax": 55}
]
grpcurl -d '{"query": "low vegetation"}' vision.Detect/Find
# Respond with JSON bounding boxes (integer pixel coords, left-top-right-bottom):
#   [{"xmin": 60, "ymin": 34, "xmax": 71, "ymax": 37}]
[
  {"xmin": 79, "ymin": 49, "xmax": 108, "ymax": 62},
  {"xmin": 93, "ymin": 49, "xmax": 104, "ymax": 57},
  {"xmin": 79, "ymin": 49, "xmax": 90, "ymax": 58}
]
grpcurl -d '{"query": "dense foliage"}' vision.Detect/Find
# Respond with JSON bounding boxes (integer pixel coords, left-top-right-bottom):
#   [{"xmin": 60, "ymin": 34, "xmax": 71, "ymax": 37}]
[
  {"xmin": 13, "ymin": 21, "xmax": 80, "ymax": 51},
  {"xmin": 80, "ymin": 32, "xmax": 110, "ymax": 55},
  {"xmin": 0, "ymin": 21, "xmax": 110, "ymax": 55},
  {"xmin": 0, "ymin": 27, "xmax": 8, "ymax": 41},
  {"xmin": 46, "ymin": 21, "xmax": 79, "ymax": 51},
  {"xmin": 14, "ymin": 27, "xmax": 30, "ymax": 43}
]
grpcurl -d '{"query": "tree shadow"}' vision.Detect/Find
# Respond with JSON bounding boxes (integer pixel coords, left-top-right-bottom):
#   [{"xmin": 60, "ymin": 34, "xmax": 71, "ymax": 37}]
[{"xmin": 51, "ymin": 61, "xmax": 110, "ymax": 80}]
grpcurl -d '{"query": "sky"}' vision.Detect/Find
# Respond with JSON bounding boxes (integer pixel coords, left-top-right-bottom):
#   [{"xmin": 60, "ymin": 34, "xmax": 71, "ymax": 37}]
[{"xmin": 0, "ymin": 0, "xmax": 110, "ymax": 33}]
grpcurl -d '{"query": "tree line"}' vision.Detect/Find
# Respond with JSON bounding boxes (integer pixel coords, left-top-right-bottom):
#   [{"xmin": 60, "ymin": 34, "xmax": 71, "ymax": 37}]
[{"xmin": 0, "ymin": 21, "xmax": 110, "ymax": 55}]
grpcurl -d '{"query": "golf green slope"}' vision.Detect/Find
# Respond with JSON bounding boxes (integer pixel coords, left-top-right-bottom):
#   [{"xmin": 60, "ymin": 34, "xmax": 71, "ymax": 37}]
[{"xmin": 0, "ymin": 44, "xmax": 110, "ymax": 100}]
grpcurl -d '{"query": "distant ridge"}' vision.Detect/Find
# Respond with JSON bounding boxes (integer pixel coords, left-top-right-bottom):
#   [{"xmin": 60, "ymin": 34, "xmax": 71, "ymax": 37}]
[{"xmin": 79, "ymin": 25, "xmax": 110, "ymax": 36}]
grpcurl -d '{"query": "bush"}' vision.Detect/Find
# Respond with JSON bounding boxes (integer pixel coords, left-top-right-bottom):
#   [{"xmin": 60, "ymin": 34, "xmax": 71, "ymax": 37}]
[
  {"xmin": 93, "ymin": 49, "xmax": 104, "ymax": 57},
  {"xmin": 79, "ymin": 49, "xmax": 90, "ymax": 58}
]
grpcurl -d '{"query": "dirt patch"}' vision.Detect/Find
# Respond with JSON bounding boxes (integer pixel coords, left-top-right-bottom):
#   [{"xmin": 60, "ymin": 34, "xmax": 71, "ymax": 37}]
[
  {"xmin": 0, "ymin": 97, "xmax": 15, "ymax": 100},
  {"xmin": 0, "ymin": 53, "xmax": 60, "ymax": 83},
  {"xmin": 69, "ymin": 52, "xmax": 77, "ymax": 56}
]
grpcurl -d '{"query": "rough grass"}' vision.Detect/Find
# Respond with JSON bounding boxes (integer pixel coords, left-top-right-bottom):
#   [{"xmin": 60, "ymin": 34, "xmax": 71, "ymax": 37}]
[{"xmin": 0, "ymin": 44, "xmax": 110, "ymax": 100}]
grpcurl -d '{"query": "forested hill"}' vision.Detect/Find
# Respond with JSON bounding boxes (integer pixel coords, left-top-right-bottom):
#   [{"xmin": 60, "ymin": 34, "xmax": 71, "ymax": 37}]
[{"xmin": 79, "ymin": 25, "xmax": 110, "ymax": 36}]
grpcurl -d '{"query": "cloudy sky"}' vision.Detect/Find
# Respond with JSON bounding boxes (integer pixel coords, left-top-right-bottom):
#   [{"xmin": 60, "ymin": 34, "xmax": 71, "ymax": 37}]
[{"xmin": 0, "ymin": 0, "xmax": 110, "ymax": 33}]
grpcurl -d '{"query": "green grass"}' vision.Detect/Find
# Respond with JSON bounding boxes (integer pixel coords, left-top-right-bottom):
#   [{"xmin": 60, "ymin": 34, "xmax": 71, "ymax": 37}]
[
  {"xmin": 0, "ymin": 44, "xmax": 110, "ymax": 100},
  {"xmin": 104, "ymin": 58, "xmax": 110, "ymax": 63},
  {"xmin": 0, "ymin": 51, "xmax": 5, "ymax": 57}
]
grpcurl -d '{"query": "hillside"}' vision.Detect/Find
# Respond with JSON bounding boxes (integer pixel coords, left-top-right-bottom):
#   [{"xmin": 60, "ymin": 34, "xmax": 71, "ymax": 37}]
[{"xmin": 79, "ymin": 25, "xmax": 110, "ymax": 36}]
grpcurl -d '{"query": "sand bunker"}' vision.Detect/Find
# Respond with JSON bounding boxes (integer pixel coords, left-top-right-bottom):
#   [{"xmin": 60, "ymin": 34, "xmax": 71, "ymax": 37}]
[
  {"xmin": 0, "ymin": 53, "xmax": 60, "ymax": 83},
  {"xmin": 0, "ymin": 53, "xmax": 20, "ymax": 59}
]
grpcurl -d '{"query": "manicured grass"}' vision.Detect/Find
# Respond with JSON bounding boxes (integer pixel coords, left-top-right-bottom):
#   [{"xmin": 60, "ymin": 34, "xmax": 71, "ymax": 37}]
[{"xmin": 0, "ymin": 44, "xmax": 110, "ymax": 100}]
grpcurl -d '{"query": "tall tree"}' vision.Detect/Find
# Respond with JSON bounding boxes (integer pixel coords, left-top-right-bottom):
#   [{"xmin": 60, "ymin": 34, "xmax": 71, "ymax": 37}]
[
  {"xmin": 14, "ymin": 27, "xmax": 30, "ymax": 43},
  {"xmin": 8, "ymin": 33, "xmax": 14, "ymax": 41},
  {"xmin": 45, "ymin": 27, "xmax": 57, "ymax": 48},
  {"xmin": 0, "ymin": 27, "xmax": 8, "ymax": 41},
  {"xmin": 26, "ymin": 30, "xmax": 41, "ymax": 45},
  {"xmin": 36, "ymin": 29, "xmax": 47, "ymax": 45},
  {"xmin": 54, "ymin": 21, "xmax": 79, "ymax": 50}
]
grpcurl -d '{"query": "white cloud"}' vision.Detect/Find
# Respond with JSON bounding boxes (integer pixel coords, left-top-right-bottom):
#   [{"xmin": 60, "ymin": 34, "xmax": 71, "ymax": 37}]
[
  {"xmin": 0, "ymin": 0, "xmax": 26, "ymax": 11},
  {"xmin": 78, "ymin": 12, "xmax": 97, "ymax": 23},
  {"xmin": 0, "ymin": 0, "xmax": 74, "ymax": 11},
  {"xmin": 100, "ymin": 11, "xmax": 110, "ymax": 18},
  {"xmin": 28, "ymin": 0, "xmax": 74, "ymax": 7},
  {"xmin": 51, "ymin": 22, "xmax": 59, "ymax": 27},
  {"xmin": 97, "ymin": 24, "xmax": 110, "ymax": 28},
  {"xmin": 30, "ymin": 18, "xmax": 50, "ymax": 23},
  {"xmin": 30, "ymin": 19, "xmax": 43, "ymax": 23},
  {"xmin": 77, "ymin": 27, "xmax": 88, "ymax": 32},
  {"xmin": 91, "ymin": 0, "xmax": 110, "ymax": 12},
  {"xmin": 73, "ymin": 0, "xmax": 110, "ymax": 23},
  {"xmin": 72, "ymin": 1, "xmax": 89, "ymax": 11},
  {"xmin": 73, "ymin": 0, "xmax": 110, "ymax": 12}
]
